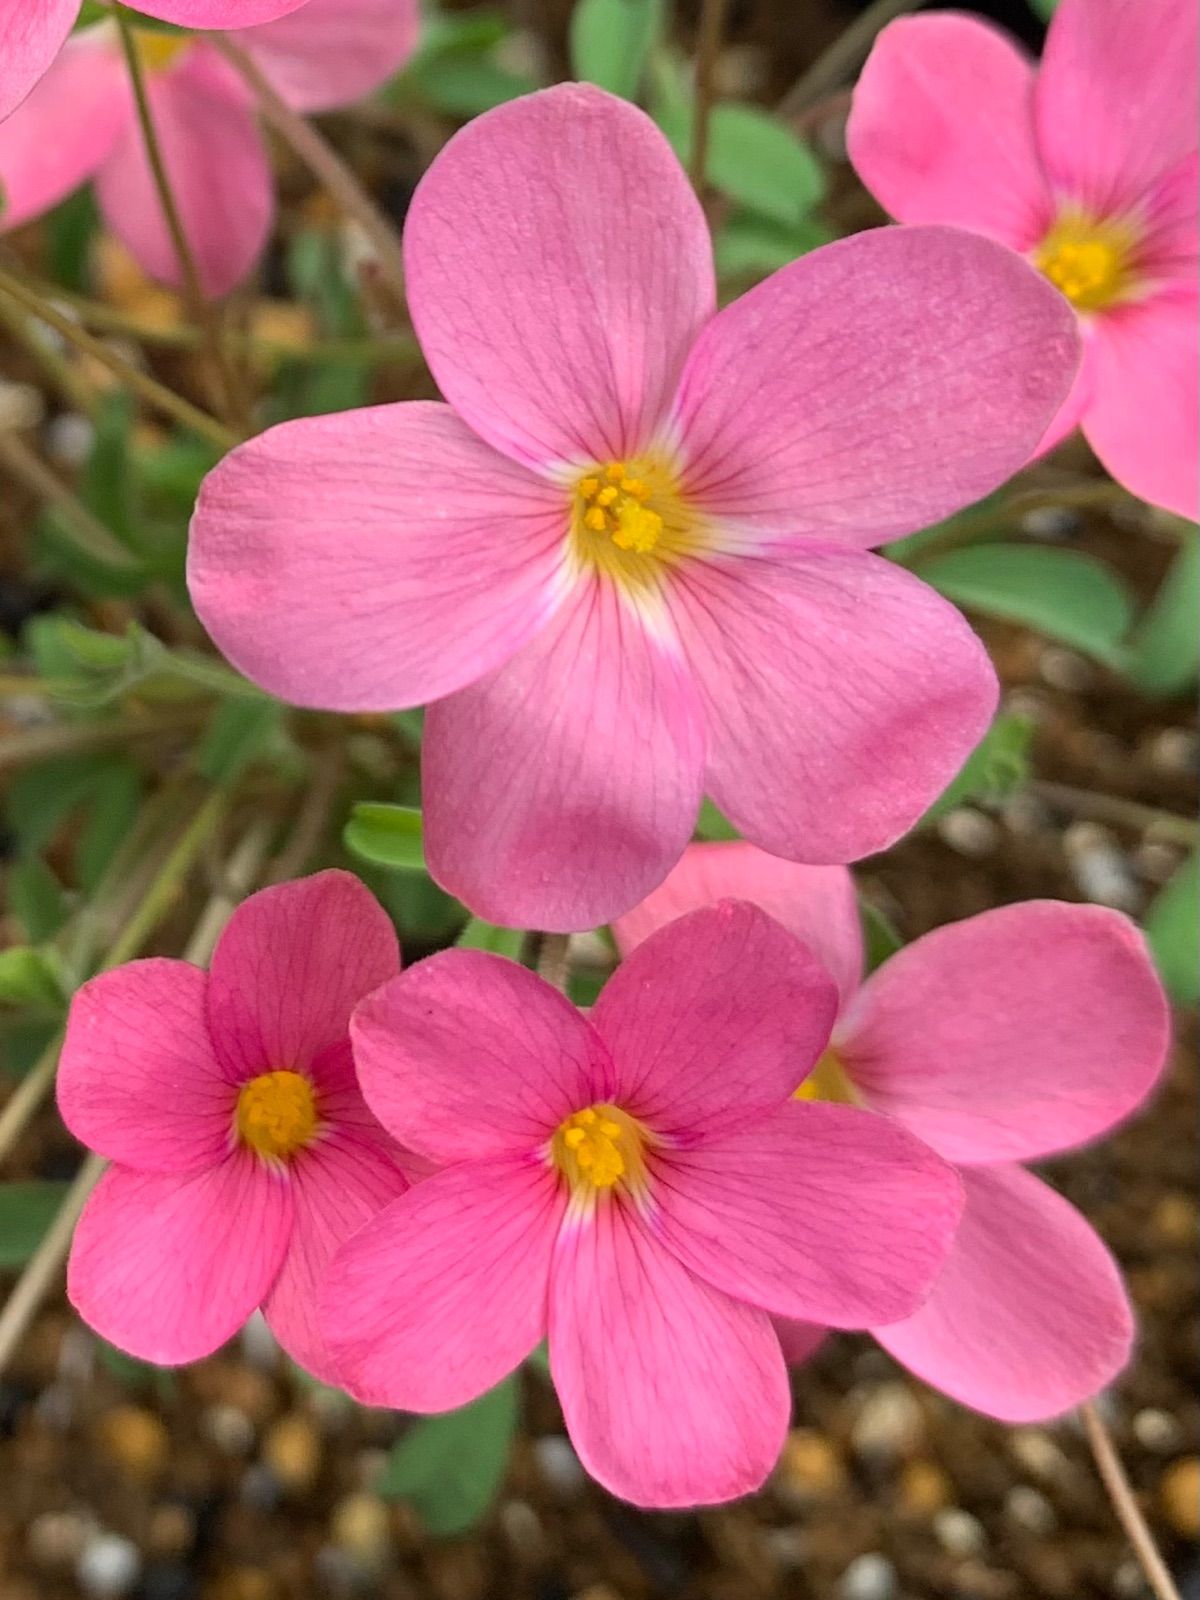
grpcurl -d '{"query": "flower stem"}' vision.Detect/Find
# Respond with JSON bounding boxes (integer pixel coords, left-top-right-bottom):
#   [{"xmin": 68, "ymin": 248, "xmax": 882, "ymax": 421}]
[
  {"xmin": 0, "ymin": 430, "xmax": 140, "ymax": 572},
  {"xmin": 690, "ymin": 0, "xmax": 732, "ymax": 191},
  {"xmin": 536, "ymin": 933, "xmax": 572, "ymax": 995},
  {"xmin": 1080, "ymin": 1401, "xmax": 1181, "ymax": 1600}
]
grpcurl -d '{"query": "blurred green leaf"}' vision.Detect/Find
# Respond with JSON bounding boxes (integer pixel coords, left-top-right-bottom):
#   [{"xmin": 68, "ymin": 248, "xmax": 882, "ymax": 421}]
[
  {"xmin": 569, "ymin": 0, "xmax": 662, "ymax": 100},
  {"xmin": 1120, "ymin": 531, "xmax": 1200, "ymax": 696},
  {"xmin": 860, "ymin": 899, "xmax": 903, "ymax": 973},
  {"xmin": 9, "ymin": 857, "xmax": 69, "ymax": 943},
  {"xmin": 0, "ymin": 1181, "xmax": 69, "ymax": 1268},
  {"xmin": 919, "ymin": 543, "xmax": 1135, "ymax": 660},
  {"xmin": 696, "ymin": 797, "xmax": 739, "ymax": 841},
  {"xmin": 378, "ymin": 1378, "xmax": 518, "ymax": 1536},
  {"xmin": 659, "ymin": 99, "xmax": 825, "ymax": 226},
  {"xmin": 75, "ymin": 758, "xmax": 142, "ymax": 892},
  {"xmin": 456, "ymin": 918, "xmax": 525, "ymax": 959},
  {"xmin": 197, "ymin": 698, "xmax": 285, "ymax": 787},
  {"xmin": 30, "ymin": 617, "xmax": 260, "ymax": 708},
  {"xmin": 0, "ymin": 947, "xmax": 66, "ymax": 1011},
  {"xmin": 920, "ymin": 713, "xmax": 1033, "ymax": 824},
  {"xmin": 344, "ymin": 803, "xmax": 425, "ymax": 872},
  {"xmin": 1144, "ymin": 849, "xmax": 1199, "ymax": 1006},
  {"xmin": 1027, "ymin": 0, "xmax": 1059, "ymax": 17},
  {"xmin": 44, "ymin": 186, "xmax": 99, "ymax": 292},
  {"xmin": 395, "ymin": 10, "xmax": 535, "ymax": 115},
  {"xmin": 80, "ymin": 393, "xmax": 137, "ymax": 548},
  {"xmin": 715, "ymin": 211, "xmax": 832, "ymax": 278}
]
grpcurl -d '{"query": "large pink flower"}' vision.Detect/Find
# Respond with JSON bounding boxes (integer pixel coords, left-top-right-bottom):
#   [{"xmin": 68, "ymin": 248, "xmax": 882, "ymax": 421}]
[
  {"xmin": 614, "ymin": 844, "xmax": 1171, "ymax": 1421},
  {"xmin": 0, "ymin": 0, "xmax": 419, "ymax": 296},
  {"xmin": 57, "ymin": 870, "xmax": 409, "ymax": 1379},
  {"xmin": 847, "ymin": 0, "xmax": 1199, "ymax": 518},
  {"xmin": 320, "ymin": 902, "xmax": 964, "ymax": 1508},
  {"xmin": 188, "ymin": 85, "xmax": 1080, "ymax": 931}
]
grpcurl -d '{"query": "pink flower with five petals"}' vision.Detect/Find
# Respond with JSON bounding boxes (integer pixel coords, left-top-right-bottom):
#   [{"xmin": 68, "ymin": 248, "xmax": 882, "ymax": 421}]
[
  {"xmin": 613, "ymin": 842, "xmax": 1171, "ymax": 1420},
  {"xmin": 847, "ymin": 0, "xmax": 1199, "ymax": 518}
]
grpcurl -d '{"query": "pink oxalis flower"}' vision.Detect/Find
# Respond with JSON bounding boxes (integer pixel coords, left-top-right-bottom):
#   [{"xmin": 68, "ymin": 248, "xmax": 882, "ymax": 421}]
[
  {"xmin": 848, "ymin": 0, "xmax": 1199, "ymax": 519},
  {"xmin": 614, "ymin": 843, "xmax": 1171, "ymax": 1420},
  {"xmin": 320, "ymin": 902, "xmax": 965, "ymax": 1507},
  {"xmin": 188, "ymin": 84, "xmax": 1081, "ymax": 933},
  {"xmin": 57, "ymin": 871, "xmax": 409, "ymax": 1379},
  {"xmin": 0, "ymin": 0, "xmax": 419, "ymax": 296}
]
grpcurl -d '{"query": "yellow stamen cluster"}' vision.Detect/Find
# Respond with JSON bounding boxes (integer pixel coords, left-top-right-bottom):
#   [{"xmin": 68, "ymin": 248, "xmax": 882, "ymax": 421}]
[
  {"xmin": 552, "ymin": 1103, "xmax": 648, "ymax": 1196},
  {"xmin": 236, "ymin": 1069, "xmax": 319, "ymax": 1161},
  {"xmin": 794, "ymin": 1049, "xmax": 858, "ymax": 1105},
  {"xmin": 134, "ymin": 29, "xmax": 191, "ymax": 74},
  {"xmin": 1034, "ymin": 213, "xmax": 1137, "ymax": 312},
  {"xmin": 577, "ymin": 462, "xmax": 664, "ymax": 555}
]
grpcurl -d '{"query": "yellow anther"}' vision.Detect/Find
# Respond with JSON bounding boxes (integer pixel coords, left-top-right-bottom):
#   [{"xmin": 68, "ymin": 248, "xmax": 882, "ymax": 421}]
[
  {"xmin": 1035, "ymin": 212, "xmax": 1137, "ymax": 312},
  {"xmin": 596, "ymin": 485, "xmax": 619, "ymax": 508},
  {"xmin": 612, "ymin": 501, "xmax": 664, "ymax": 554},
  {"xmin": 794, "ymin": 1050, "xmax": 858, "ymax": 1106},
  {"xmin": 574, "ymin": 458, "xmax": 666, "ymax": 557},
  {"xmin": 605, "ymin": 462, "xmax": 627, "ymax": 481},
  {"xmin": 584, "ymin": 507, "xmax": 608, "ymax": 532},
  {"xmin": 235, "ymin": 1070, "xmax": 319, "ymax": 1161},
  {"xmin": 552, "ymin": 1103, "xmax": 648, "ymax": 1197},
  {"xmin": 579, "ymin": 477, "xmax": 600, "ymax": 499}
]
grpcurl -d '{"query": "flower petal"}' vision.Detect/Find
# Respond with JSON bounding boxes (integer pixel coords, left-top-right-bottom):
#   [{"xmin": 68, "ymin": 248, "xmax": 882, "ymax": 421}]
[
  {"xmin": 322, "ymin": 1159, "xmax": 563, "ymax": 1409},
  {"xmin": 550, "ymin": 1198, "xmax": 789, "ymax": 1508},
  {"xmin": 1082, "ymin": 293, "xmax": 1200, "ymax": 520},
  {"xmin": 67, "ymin": 1154, "xmax": 292, "ymax": 1365},
  {"xmin": 234, "ymin": 0, "xmax": 420, "ymax": 112},
  {"xmin": 423, "ymin": 575, "xmax": 706, "ymax": 932},
  {"xmin": 404, "ymin": 83, "xmax": 714, "ymax": 471},
  {"xmin": 839, "ymin": 901, "xmax": 1170, "ymax": 1166},
  {"xmin": 94, "ymin": 51, "xmax": 272, "ymax": 297},
  {"xmin": 611, "ymin": 842, "xmax": 863, "ymax": 1012},
  {"xmin": 57, "ymin": 960, "xmax": 235, "ymax": 1174},
  {"xmin": 1036, "ymin": 0, "xmax": 1197, "ymax": 217},
  {"xmin": 0, "ymin": 27, "xmax": 128, "ymax": 230},
  {"xmin": 351, "ymin": 951, "xmax": 615, "ymax": 1163},
  {"xmin": 670, "ymin": 546, "xmax": 997, "ymax": 864},
  {"xmin": 876, "ymin": 1165, "xmax": 1134, "ymax": 1421},
  {"xmin": 652, "ymin": 1102, "xmax": 963, "ymax": 1327},
  {"xmin": 848, "ymin": 15, "xmax": 1050, "ymax": 248},
  {"xmin": 188, "ymin": 402, "xmax": 567, "ymax": 711},
  {"xmin": 0, "ymin": 0, "xmax": 78, "ymax": 120},
  {"xmin": 774, "ymin": 1319, "xmax": 828, "ymax": 1366},
  {"xmin": 138, "ymin": 0, "xmax": 309, "ymax": 23},
  {"xmin": 205, "ymin": 870, "xmax": 400, "ymax": 1082},
  {"xmin": 589, "ymin": 901, "xmax": 838, "ymax": 1139},
  {"xmin": 262, "ymin": 1127, "xmax": 408, "ymax": 1383},
  {"xmin": 672, "ymin": 226, "xmax": 1079, "ymax": 545}
]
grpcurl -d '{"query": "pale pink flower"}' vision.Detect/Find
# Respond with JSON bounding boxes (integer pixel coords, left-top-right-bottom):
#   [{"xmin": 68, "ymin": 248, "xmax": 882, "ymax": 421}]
[
  {"xmin": 848, "ymin": 0, "xmax": 1199, "ymax": 518},
  {"xmin": 320, "ymin": 902, "xmax": 964, "ymax": 1507},
  {"xmin": 0, "ymin": 0, "xmax": 419, "ymax": 296},
  {"xmin": 187, "ymin": 85, "xmax": 1080, "ymax": 932},
  {"xmin": 58, "ymin": 871, "xmax": 409, "ymax": 1378},
  {"xmin": 614, "ymin": 843, "xmax": 1171, "ymax": 1420}
]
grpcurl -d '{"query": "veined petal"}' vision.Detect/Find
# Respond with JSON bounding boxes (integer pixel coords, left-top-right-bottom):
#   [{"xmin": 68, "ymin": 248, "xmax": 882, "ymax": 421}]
[
  {"xmin": 138, "ymin": 0, "xmax": 309, "ymax": 23},
  {"xmin": 404, "ymin": 83, "xmax": 714, "ymax": 471},
  {"xmin": 188, "ymin": 403, "xmax": 567, "ymax": 711},
  {"xmin": 0, "ymin": 0, "xmax": 78, "ymax": 121},
  {"xmin": 234, "ymin": 0, "xmax": 420, "ymax": 112}
]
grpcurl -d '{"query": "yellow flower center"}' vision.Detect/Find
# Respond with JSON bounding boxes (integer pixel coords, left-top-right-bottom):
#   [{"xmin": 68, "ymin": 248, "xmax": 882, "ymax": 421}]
[
  {"xmin": 794, "ymin": 1049, "xmax": 858, "ymax": 1105},
  {"xmin": 577, "ymin": 462, "xmax": 664, "ymax": 554},
  {"xmin": 1034, "ymin": 212, "xmax": 1138, "ymax": 312},
  {"xmin": 134, "ymin": 28, "xmax": 191, "ymax": 74},
  {"xmin": 570, "ymin": 455, "xmax": 709, "ymax": 591},
  {"xmin": 235, "ymin": 1070, "xmax": 319, "ymax": 1160},
  {"xmin": 552, "ymin": 1103, "xmax": 648, "ymax": 1197}
]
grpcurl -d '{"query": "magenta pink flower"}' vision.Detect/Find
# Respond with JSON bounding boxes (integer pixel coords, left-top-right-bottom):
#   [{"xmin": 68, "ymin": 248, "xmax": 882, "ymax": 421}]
[
  {"xmin": 57, "ymin": 871, "xmax": 409, "ymax": 1378},
  {"xmin": 320, "ymin": 902, "xmax": 963, "ymax": 1507},
  {"xmin": 614, "ymin": 844, "xmax": 1171, "ymax": 1421},
  {"xmin": 847, "ymin": 0, "xmax": 1199, "ymax": 519},
  {"xmin": 0, "ymin": 0, "xmax": 418, "ymax": 296},
  {"xmin": 188, "ymin": 85, "xmax": 1080, "ymax": 932}
]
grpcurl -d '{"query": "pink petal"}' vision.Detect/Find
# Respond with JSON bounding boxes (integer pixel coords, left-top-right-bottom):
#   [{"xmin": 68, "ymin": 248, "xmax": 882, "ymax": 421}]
[
  {"xmin": 205, "ymin": 870, "xmax": 400, "ymax": 1082},
  {"xmin": 94, "ymin": 50, "xmax": 272, "ymax": 297},
  {"xmin": 611, "ymin": 842, "xmax": 863, "ymax": 1012},
  {"xmin": 669, "ymin": 546, "xmax": 997, "ymax": 864},
  {"xmin": 1135, "ymin": 154, "xmax": 1200, "ymax": 289},
  {"xmin": 234, "ymin": 0, "xmax": 420, "ymax": 113},
  {"xmin": 57, "ymin": 960, "xmax": 235, "ymax": 1174},
  {"xmin": 550, "ymin": 1197, "xmax": 789, "ymax": 1508},
  {"xmin": 652, "ymin": 1101, "xmax": 963, "ymax": 1327},
  {"xmin": 589, "ymin": 901, "xmax": 838, "ymax": 1139},
  {"xmin": 1036, "ymin": 0, "xmax": 1197, "ymax": 218},
  {"xmin": 423, "ymin": 575, "xmax": 706, "ymax": 933},
  {"xmin": 351, "ymin": 950, "xmax": 615, "ymax": 1163},
  {"xmin": 67, "ymin": 1154, "xmax": 292, "ymax": 1365},
  {"xmin": 841, "ymin": 901, "xmax": 1170, "ymax": 1166},
  {"xmin": 672, "ymin": 226, "xmax": 1079, "ymax": 545},
  {"xmin": 1082, "ymin": 293, "xmax": 1200, "ymax": 520},
  {"xmin": 188, "ymin": 402, "xmax": 567, "ymax": 712},
  {"xmin": 262, "ymin": 1127, "xmax": 408, "ymax": 1383},
  {"xmin": 774, "ymin": 1319, "xmax": 828, "ymax": 1366},
  {"xmin": 404, "ymin": 83, "xmax": 714, "ymax": 471},
  {"xmin": 0, "ymin": 27, "xmax": 128, "ymax": 230},
  {"xmin": 0, "ymin": 0, "xmax": 77, "ymax": 120},
  {"xmin": 848, "ymin": 15, "xmax": 1051, "ymax": 249},
  {"xmin": 322, "ymin": 1159, "xmax": 563, "ymax": 1409},
  {"xmin": 876, "ymin": 1165, "xmax": 1134, "ymax": 1421},
  {"xmin": 138, "ymin": 0, "xmax": 309, "ymax": 23}
]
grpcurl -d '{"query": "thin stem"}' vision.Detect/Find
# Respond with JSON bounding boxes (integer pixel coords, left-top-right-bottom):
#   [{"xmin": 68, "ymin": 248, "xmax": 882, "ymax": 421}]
[
  {"xmin": 1033, "ymin": 780, "xmax": 1199, "ymax": 847},
  {"xmin": 0, "ymin": 267, "xmax": 236, "ymax": 451},
  {"xmin": 0, "ymin": 708, "xmax": 206, "ymax": 775},
  {"xmin": 0, "ymin": 293, "xmax": 99, "ymax": 418},
  {"xmin": 212, "ymin": 34, "xmax": 408, "ymax": 316},
  {"xmin": 690, "ymin": 0, "xmax": 732, "ymax": 190},
  {"xmin": 0, "ymin": 430, "xmax": 141, "ymax": 572},
  {"xmin": 1080, "ymin": 1401, "xmax": 1181, "ymax": 1600},
  {"xmin": 265, "ymin": 746, "xmax": 343, "ymax": 884},
  {"xmin": 778, "ymin": 0, "xmax": 917, "ymax": 116},
  {"xmin": 536, "ymin": 933, "xmax": 572, "ymax": 995}
]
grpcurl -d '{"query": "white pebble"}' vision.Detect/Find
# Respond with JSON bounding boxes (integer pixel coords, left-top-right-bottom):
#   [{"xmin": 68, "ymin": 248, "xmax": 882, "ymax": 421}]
[
  {"xmin": 44, "ymin": 411, "xmax": 93, "ymax": 467},
  {"xmin": 535, "ymin": 1434, "xmax": 586, "ymax": 1496},
  {"xmin": 1006, "ymin": 1485, "xmax": 1056, "ymax": 1535},
  {"xmin": 202, "ymin": 1403, "xmax": 255, "ymax": 1457},
  {"xmin": 934, "ymin": 1508, "xmax": 987, "ymax": 1556},
  {"xmin": 77, "ymin": 1533, "xmax": 141, "ymax": 1599},
  {"xmin": 937, "ymin": 807, "xmax": 1000, "ymax": 859},
  {"xmin": 1132, "ymin": 1408, "xmax": 1183, "ymax": 1454},
  {"xmin": 1039, "ymin": 646, "xmax": 1093, "ymax": 693},
  {"xmin": 840, "ymin": 1553, "xmax": 897, "ymax": 1600},
  {"xmin": 851, "ymin": 1383, "xmax": 925, "ymax": 1461},
  {"xmin": 240, "ymin": 1310, "xmax": 280, "ymax": 1369}
]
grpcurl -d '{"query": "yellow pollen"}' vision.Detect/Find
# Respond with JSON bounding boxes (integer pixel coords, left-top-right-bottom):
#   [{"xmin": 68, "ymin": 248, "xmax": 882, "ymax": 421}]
[
  {"xmin": 1034, "ymin": 213, "xmax": 1137, "ymax": 312},
  {"xmin": 235, "ymin": 1070, "xmax": 319, "ymax": 1160},
  {"xmin": 574, "ymin": 459, "xmax": 664, "ymax": 556},
  {"xmin": 552, "ymin": 1103, "xmax": 647, "ymax": 1195},
  {"xmin": 794, "ymin": 1049, "xmax": 858, "ymax": 1105}
]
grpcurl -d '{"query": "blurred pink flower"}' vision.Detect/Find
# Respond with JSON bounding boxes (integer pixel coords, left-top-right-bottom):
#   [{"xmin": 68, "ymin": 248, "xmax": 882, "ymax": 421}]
[
  {"xmin": 848, "ymin": 0, "xmax": 1199, "ymax": 518},
  {"xmin": 321, "ymin": 902, "xmax": 964, "ymax": 1508},
  {"xmin": 58, "ymin": 871, "xmax": 409, "ymax": 1378},
  {"xmin": 0, "ymin": 0, "xmax": 419, "ymax": 295},
  {"xmin": 189, "ymin": 84, "xmax": 1080, "ymax": 931},
  {"xmin": 614, "ymin": 843, "xmax": 1171, "ymax": 1421}
]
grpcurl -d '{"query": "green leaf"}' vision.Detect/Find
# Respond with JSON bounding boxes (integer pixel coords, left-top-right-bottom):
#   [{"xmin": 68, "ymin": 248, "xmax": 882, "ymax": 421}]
[
  {"xmin": 920, "ymin": 713, "xmax": 1033, "ymax": 824},
  {"xmin": 80, "ymin": 393, "xmax": 137, "ymax": 549},
  {"xmin": 1144, "ymin": 849, "xmax": 1199, "ymax": 1006},
  {"xmin": 0, "ymin": 1181, "xmax": 69, "ymax": 1268},
  {"xmin": 44, "ymin": 186, "xmax": 99, "ymax": 292},
  {"xmin": 74, "ymin": 759, "xmax": 143, "ymax": 892},
  {"xmin": 696, "ymin": 797, "xmax": 739, "ymax": 841},
  {"xmin": 378, "ymin": 1378, "xmax": 518, "ymax": 1536},
  {"xmin": 9, "ymin": 857, "xmax": 69, "ymax": 942},
  {"xmin": 659, "ymin": 100, "xmax": 825, "ymax": 227},
  {"xmin": 715, "ymin": 211, "xmax": 832, "ymax": 278},
  {"xmin": 860, "ymin": 899, "xmax": 903, "ymax": 974},
  {"xmin": 919, "ymin": 543, "xmax": 1136, "ymax": 660},
  {"xmin": 196, "ymin": 698, "xmax": 284, "ymax": 787},
  {"xmin": 0, "ymin": 947, "xmax": 66, "ymax": 1010},
  {"xmin": 1121, "ymin": 531, "xmax": 1200, "ymax": 696},
  {"xmin": 344, "ymin": 803, "xmax": 426, "ymax": 872},
  {"xmin": 569, "ymin": 0, "xmax": 662, "ymax": 100},
  {"xmin": 1027, "ymin": 0, "xmax": 1060, "ymax": 17},
  {"xmin": 456, "ymin": 918, "xmax": 525, "ymax": 959}
]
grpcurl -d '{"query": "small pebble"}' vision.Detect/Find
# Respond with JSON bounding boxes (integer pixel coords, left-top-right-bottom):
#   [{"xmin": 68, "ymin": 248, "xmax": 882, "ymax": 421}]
[
  {"xmin": 1065, "ymin": 824, "xmax": 1141, "ymax": 910},
  {"xmin": 1022, "ymin": 506, "xmax": 1081, "ymax": 541},
  {"xmin": 330, "ymin": 1493, "xmax": 390, "ymax": 1570},
  {"xmin": 1112, "ymin": 1558, "xmax": 1149, "ymax": 1597},
  {"xmin": 938, "ymin": 807, "xmax": 1000, "ymax": 859},
  {"xmin": 202, "ymin": 1404, "xmax": 255, "ymax": 1457},
  {"xmin": 138, "ymin": 1565, "xmax": 197, "ymax": 1600},
  {"xmin": 840, "ymin": 1552, "xmax": 898, "ymax": 1600},
  {"xmin": 851, "ymin": 1383, "xmax": 925, "ymax": 1462},
  {"xmin": 77, "ymin": 1533, "xmax": 142, "ymax": 1599},
  {"xmin": 28, "ymin": 1509, "xmax": 92, "ymax": 1568},
  {"xmin": 1146, "ymin": 727, "xmax": 1198, "ymax": 777},
  {"xmin": 1132, "ymin": 1408, "xmax": 1184, "ymax": 1454},
  {"xmin": 898, "ymin": 1460, "xmax": 953, "ymax": 1514},
  {"xmin": 44, "ymin": 410, "xmax": 93, "ymax": 465},
  {"xmin": 1151, "ymin": 1194, "xmax": 1198, "ymax": 1249},
  {"xmin": 763, "ymin": 1528, "xmax": 808, "ymax": 1570},
  {"xmin": 146, "ymin": 1504, "xmax": 195, "ymax": 1560},
  {"xmin": 1005, "ymin": 1484, "xmax": 1056, "ymax": 1535},
  {"xmin": 239, "ymin": 1463, "xmax": 283, "ymax": 1513},
  {"xmin": 1039, "ymin": 646, "xmax": 1093, "ymax": 693},
  {"xmin": 778, "ymin": 1428, "xmax": 847, "ymax": 1500},
  {"xmin": 207, "ymin": 1568, "xmax": 277, "ymax": 1600},
  {"xmin": 1133, "ymin": 840, "xmax": 1182, "ymax": 884},
  {"xmin": 262, "ymin": 1413, "xmax": 321, "ymax": 1493},
  {"xmin": 934, "ymin": 1508, "xmax": 987, "ymax": 1556},
  {"xmin": 1160, "ymin": 1457, "xmax": 1200, "ymax": 1540},
  {"xmin": 312, "ymin": 1547, "xmax": 358, "ymax": 1597},
  {"xmin": 0, "ymin": 379, "xmax": 45, "ymax": 430},
  {"xmin": 499, "ymin": 1499, "xmax": 545, "ymax": 1562},
  {"xmin": 98, "ymin": 1405, "xmax": 170, "ymax": 1481},
  {"xmin": 535, "ymin": 1434, "xmax": 586, "ymax": 1497}
]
